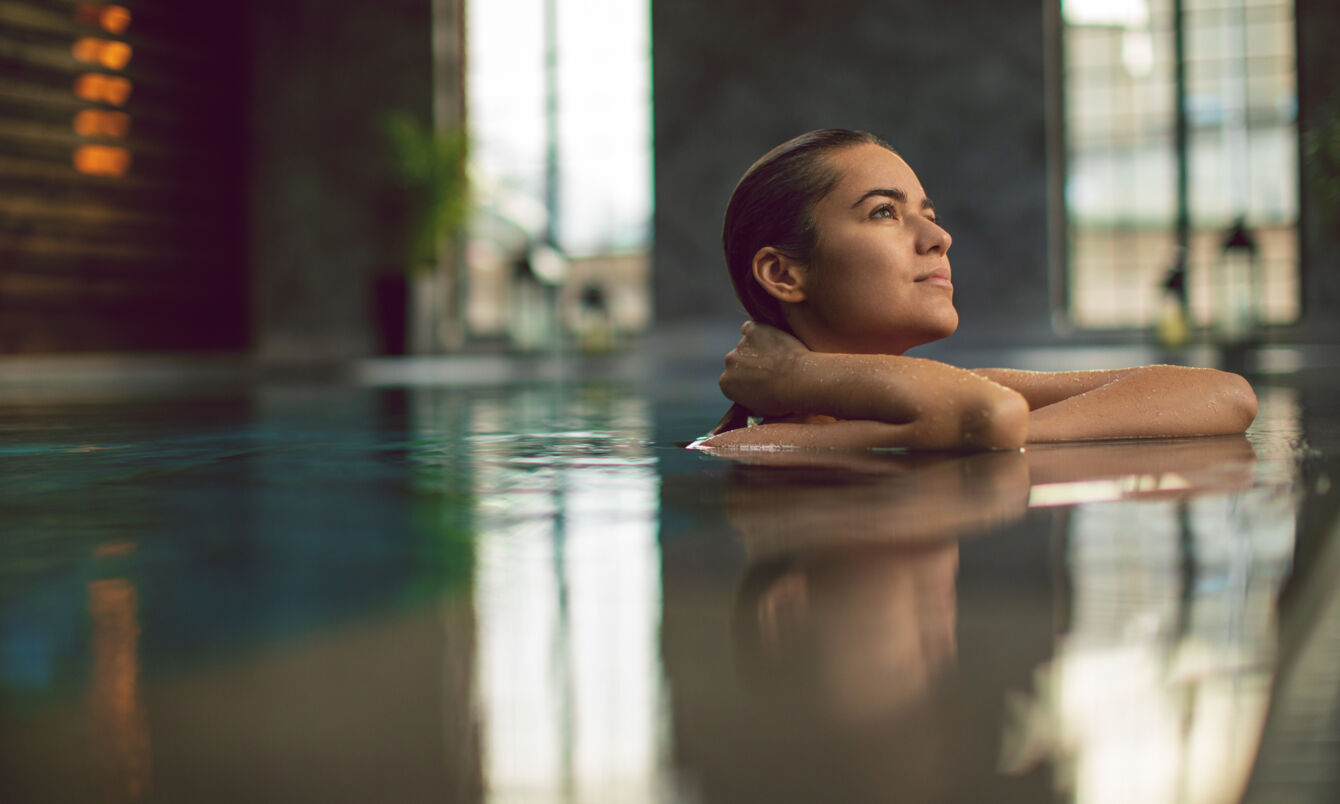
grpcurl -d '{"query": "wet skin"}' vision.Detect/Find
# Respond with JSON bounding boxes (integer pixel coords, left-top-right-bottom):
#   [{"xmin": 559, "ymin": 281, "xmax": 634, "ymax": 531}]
[{"xmin": 700, "ymin": 144, "xmax": 1258, "ymax": 450}]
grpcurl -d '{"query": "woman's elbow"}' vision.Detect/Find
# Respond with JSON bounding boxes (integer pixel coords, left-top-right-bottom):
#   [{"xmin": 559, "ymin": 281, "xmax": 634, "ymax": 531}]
[
  {"xmin": 1174, "ymin": 366, "xmax": 1257, "ymax": 434},
  {"xmin": 959, "ymin": 390, "xmax": 1029, "ymax": 450},
  {"xmin": 1222, "ymin": 371, "xmax": 1258, "ymax": 432}
]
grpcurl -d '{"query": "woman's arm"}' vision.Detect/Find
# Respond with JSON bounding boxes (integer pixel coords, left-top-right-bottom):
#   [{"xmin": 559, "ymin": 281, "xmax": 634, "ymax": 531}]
[
  {"xmin": 700, "ymin": 322, "xmax": 1028, "ymax": 451},
  {"xmin": 972, "ymin": 365, "xmax": 1258, "ymax": 442},
  {"xmin": 707, "ymin": 322, "xmax": 1257, "ymax": 447}
]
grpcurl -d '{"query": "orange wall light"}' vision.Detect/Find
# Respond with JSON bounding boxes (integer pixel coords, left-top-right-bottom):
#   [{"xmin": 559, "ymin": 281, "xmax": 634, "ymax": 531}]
[
  {"xmin": 74, "ymin": 74, "xmax": 133, "ymax": 106},
  {"xmin": 72, "ymin": 37, "xmax": 133, "ymax": 71},
  {"xmin": 74, "ymin": 4, "xmax": 132, "ymax": 35},
  {"xmin": 100, "ymin": 6, "xmax": 131, "ymax": 34},
  {"xmin": 74, "ymin": 145, "xmax": 131, "ymax": 176},
  {"xmin": 74, "ymin": 109, "xmax": 131, "ymax": 138}
]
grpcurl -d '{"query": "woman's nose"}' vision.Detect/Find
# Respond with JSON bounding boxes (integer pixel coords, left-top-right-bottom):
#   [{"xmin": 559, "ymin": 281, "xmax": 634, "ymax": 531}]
[{"xmin": 916, "ymin": 217, "xmax": 952, "ymax": 255}]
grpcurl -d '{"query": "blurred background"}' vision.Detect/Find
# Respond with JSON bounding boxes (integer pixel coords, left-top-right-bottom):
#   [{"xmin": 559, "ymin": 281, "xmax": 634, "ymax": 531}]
[
  {"xmin": 4, "ymin": 4, "xmax": 1340, "ymax": 802},
  {"xmin": 1, "ymin": 0, "xmax": 1337, "ymax": 361}
]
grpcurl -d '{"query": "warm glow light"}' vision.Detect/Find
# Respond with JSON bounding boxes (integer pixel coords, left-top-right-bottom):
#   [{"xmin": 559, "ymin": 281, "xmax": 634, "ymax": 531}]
[
  {"xmin": 88, "ymin": 578, "xmax": 153, "ymax": 800},
  {"xmin": 74, "ymin": 145, "xmax": 131, "ymax": 176},
  {"xmin": 94, "ymin": 541, "xmax": 137, "ymax": 558},
  {"xmin": 71, "ymin": 37, "xmax": 133, "ymax": 70},
  {"xmin": 72, "ymin": 37, "xmax": 100, "ymax": 63},
  {"xmin": 100, "ymin": 6, "xmax": 131, "ymax": 34},
  {"xmin": 74, "ymin": 74, "xmax": 133, "ymax": 106},
  {"xmin": 99, "ymin": 41, "xmax": 131, "ymax": 70},
  {"xmin": 74, "ymin": 3, "xmax": 132, "ymax": 34},
  {"xmin": 74, "ymin": 109, "xmax": 131, "ymax": 138}
]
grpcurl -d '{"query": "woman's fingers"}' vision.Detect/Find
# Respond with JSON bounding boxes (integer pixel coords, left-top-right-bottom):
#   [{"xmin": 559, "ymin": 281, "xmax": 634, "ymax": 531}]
[{"xmin": 739, "ymin": 321, "xmax": 803, "ymax": 355}]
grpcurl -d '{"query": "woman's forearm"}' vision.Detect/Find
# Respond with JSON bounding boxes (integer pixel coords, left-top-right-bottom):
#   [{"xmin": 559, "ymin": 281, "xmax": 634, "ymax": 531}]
[
  {"xmin": 719, "ymin": 350, "xmax": 1029, "ymax": 450},
  {"xmin": 712, "ymin": 323, "xmax": 1254, "ymax": 447},
  {"xmin": 1025, "ymin": 365, "xmax": 1257, "ymax": 442},
  {"xmin": 737, "ymin": 351, "xmax": 1022, "ymax": 423}
]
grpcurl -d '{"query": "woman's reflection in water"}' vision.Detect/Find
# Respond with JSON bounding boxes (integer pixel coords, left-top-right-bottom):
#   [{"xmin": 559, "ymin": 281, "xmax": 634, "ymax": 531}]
[
  {"xmin": 700, "ymin": 436, "xmax": 1264, "ymax": 799},
  {"xmin": 725, "ymin": 450, "xmax": 1030, "ymax": 726}
]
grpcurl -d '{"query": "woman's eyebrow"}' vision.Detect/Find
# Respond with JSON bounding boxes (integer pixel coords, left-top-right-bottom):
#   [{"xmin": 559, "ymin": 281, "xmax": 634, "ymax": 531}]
[{"xmin": 850, "ymin": 188, "xmax": 936, "ymax": 211}]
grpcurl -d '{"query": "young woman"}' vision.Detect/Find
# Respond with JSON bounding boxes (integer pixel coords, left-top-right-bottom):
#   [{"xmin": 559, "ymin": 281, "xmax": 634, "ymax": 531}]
[{"xmin": 695, "ymin": 129, "xmax": 1257, "ymax": 451}]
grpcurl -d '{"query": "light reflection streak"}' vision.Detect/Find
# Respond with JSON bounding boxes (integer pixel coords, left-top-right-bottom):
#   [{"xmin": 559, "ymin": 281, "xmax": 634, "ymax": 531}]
[
  {"xmin": 1001, "ymin": 479, "xmax": 1295, "ymax": 803},
  {"xmin": 88, "ymin": 577, "xmax": 152, "ymax": 802},
  {"xmin": 1030, "ymin": 474, "xmax": 1193, "ymax": 507},
  {"xmin": 463, "ymin": 390, "xmax": 667, "ymax": 800}
]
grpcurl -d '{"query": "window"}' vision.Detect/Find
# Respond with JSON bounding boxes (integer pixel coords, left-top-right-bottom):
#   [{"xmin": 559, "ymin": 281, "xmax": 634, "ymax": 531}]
[{"xmin": 1059, "ymin": 0, "xmax": 1299, "ymax": 331}]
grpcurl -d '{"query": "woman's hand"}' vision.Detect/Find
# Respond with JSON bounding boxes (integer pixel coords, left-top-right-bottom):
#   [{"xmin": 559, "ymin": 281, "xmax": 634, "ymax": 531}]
[
  {"xmin": 703, "ymin": 322, "xmax": 1030, "ymax": 451},
  {"xmin": 718, "ymin": 321, "xmax": 811, "ymax": 416}
]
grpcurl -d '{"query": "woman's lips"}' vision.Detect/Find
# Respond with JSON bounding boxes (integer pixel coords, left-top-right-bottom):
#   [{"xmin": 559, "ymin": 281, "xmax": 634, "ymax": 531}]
[{"xmin": 916, "ymin": 267, "xmax": 953, "ymax": 287}]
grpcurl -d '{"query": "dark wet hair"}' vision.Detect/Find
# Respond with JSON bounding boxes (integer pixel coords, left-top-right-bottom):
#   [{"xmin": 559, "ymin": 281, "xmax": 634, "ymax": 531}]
[{"xmin": 722, "ymin": 129, "xmax": 896, "ymax": 331}]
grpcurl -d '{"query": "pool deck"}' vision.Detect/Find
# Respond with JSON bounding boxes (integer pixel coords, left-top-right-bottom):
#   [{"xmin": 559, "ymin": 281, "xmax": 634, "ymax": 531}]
[{"xmin": 2, "ymin": 328, "xmax": 1336, "ymax": 396}]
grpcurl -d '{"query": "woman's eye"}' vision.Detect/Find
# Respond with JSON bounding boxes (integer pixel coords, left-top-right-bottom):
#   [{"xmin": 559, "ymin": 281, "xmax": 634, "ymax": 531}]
[{"xmin": 872, "ymin": 205, "xmax": 895, "ymax": 219}]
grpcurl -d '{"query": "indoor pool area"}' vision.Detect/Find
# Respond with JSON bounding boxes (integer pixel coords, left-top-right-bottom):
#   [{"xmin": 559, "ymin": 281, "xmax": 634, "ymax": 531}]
[
  {"xmin": 2, "ymin": 347, "xmax": 1338, "ymax": 803},
  {"xmin": 4, "ymin": 0, "xmax": 1338, "ymax": 801}
]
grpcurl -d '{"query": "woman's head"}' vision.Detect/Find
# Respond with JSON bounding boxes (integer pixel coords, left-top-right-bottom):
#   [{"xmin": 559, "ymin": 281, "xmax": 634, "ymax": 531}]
[
  {"xmin": 724, "ymin": 130, "xmax": 890, "ymax": 330},
  {"xmin": 723, "ymin": 130, "xmax": 957, "ymax": 354}
]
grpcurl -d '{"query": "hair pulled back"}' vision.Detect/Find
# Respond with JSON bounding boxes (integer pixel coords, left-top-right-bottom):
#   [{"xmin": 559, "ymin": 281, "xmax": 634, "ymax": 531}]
[{"xmin": 722, "ymin": 129, "xmax": 895, "ymax": 331}]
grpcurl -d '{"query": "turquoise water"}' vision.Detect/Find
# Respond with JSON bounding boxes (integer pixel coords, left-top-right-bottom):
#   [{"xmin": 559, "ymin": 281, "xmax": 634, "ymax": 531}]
[{"xmin": 1, "ymin": 371, "xmax": 1337, "ymax": 802}]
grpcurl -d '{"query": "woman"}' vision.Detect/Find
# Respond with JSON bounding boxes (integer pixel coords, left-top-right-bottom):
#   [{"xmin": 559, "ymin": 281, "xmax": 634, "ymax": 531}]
[{"xmin": 695, "ymin": 129, "xmax": 1257, "ymax": 451}]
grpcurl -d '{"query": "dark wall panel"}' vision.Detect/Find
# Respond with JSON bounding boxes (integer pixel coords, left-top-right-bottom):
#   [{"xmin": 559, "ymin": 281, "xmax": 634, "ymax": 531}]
[
  {"xmin": 652, "ymin": 0, "xmax": 1054, "ymax": 345},
  {"xmin": 247, "ymin": 0, "xmax": 436, "ymax": 361},
  {"xmin": 1296, "ymin": 0, "xmax": 1340, "ymax": 343}
]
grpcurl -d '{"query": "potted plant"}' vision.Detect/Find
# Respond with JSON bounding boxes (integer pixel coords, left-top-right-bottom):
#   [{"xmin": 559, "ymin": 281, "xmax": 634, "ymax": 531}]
[{"xmin": 376, "ymin": 112, "xmax": 470, "ymax": 354}]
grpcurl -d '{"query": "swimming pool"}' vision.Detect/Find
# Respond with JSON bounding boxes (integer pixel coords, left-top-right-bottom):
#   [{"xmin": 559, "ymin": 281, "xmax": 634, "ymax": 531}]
[{"xmin": 1, "ymin": 357, "xmax": 1337, "ymax": 802}]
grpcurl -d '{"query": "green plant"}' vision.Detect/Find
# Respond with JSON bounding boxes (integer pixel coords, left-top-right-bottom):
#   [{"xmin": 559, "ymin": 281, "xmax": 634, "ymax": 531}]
[{"xmin": 384, "ymin": 112, "xmax": 470, "ymax": 274}]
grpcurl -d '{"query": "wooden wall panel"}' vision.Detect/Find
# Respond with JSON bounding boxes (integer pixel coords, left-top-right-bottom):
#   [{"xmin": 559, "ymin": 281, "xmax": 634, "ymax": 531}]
[{"xmin": 0, "ymin": 0, "xmax": 248, "ymax": 353}]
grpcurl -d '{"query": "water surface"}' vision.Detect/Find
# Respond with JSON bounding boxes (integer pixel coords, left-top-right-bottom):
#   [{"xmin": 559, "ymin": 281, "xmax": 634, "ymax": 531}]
[{"xmin": 1, "ymin": 369, "xmax": 1337, "ymax": 802}]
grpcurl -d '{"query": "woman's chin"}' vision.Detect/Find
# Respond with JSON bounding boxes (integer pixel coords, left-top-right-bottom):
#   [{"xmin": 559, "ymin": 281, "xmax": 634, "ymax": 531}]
[
  {"xmin": 807, "ymin": 309, "xmax": 959, "ymax": 354},
  {"xmin": 938, "ymin": 310, "xmax": 960, "ymax": 339},
  {"xmin": 910, "ymin": 310, "xmax": 959, "ymax": 347}
]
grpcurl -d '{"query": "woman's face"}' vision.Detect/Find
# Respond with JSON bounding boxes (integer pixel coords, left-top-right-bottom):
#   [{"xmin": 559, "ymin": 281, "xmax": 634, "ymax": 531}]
[{"xmin": 792, "ymin": 144, "xmax": 958, "ymax": 354}]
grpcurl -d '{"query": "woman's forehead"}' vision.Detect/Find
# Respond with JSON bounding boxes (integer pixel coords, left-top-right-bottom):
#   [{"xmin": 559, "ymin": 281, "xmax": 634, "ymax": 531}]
[{"xmin": 827, "ymin": 144, "xmax": 926, "ymax": 202}]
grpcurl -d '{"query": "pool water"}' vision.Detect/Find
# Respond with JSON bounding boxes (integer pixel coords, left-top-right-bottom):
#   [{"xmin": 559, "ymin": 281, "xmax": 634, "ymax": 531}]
[{"xmin": 1, "ymin": 367, "xmax": 1338, "ymax": 802}]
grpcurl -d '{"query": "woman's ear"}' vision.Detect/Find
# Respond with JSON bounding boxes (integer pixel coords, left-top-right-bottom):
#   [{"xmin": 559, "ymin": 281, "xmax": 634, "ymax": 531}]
[{"xmin": 751, "ymin": 247, "xmax": 808, "ymax": 303}]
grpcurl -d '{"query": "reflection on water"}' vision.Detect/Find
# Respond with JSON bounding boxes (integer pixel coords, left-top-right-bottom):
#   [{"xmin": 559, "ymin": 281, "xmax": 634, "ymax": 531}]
[
  {"xmin": 668, "ymin": 421, "xmax": 1307, "ymax": 803},
  {"xmin": 0, "ymin": 376, "xmax": 1335, "ymax": 801},
  {"xmin": 88, "ymin": 576, "xmax": 151, "ymax": 802},
  {"xmin": 719, "ymin": 452, "xmax": 1018, "ymax": 728},
  {"xmin": 447, "ymin": 387, "xmax": 667, "ymax": 800},
  {"xmin": 1003, "ymin": 450, "xmax": 1294, "ymax": 803}
]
